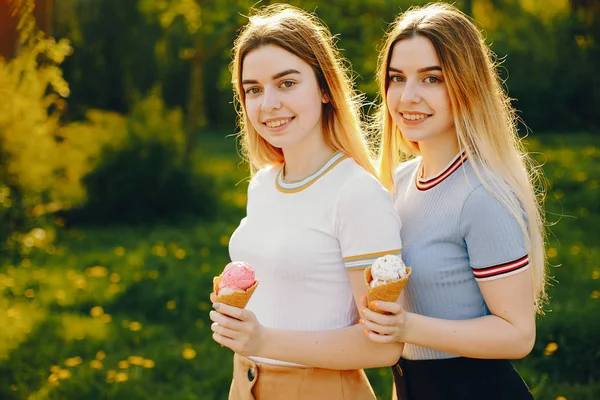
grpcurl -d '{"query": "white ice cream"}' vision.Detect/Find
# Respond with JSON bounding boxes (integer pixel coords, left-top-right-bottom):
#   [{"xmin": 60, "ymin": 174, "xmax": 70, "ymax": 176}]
[{"xmin": 370, "ymin": 254, "xmax": 407, "ymax": 288}]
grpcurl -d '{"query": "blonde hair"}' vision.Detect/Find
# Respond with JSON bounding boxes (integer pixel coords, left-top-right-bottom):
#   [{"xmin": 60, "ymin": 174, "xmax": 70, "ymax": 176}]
[
  {"xmin": 231, "ymin": 4, "xmax": 375, "ymax": 177},
  {"xmin": 375, "ymin": 3, "xmax": 547, "ymax": 311}
]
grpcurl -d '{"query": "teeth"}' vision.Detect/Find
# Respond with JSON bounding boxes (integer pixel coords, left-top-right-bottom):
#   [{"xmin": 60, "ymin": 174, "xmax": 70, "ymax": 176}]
[
  {"xmin": 266, "ymin": 119, "xmax": 290, "ymax": 128},
  {"xmin": 403, "ymin": 113, "xmax": 428, "ymax": 121}
]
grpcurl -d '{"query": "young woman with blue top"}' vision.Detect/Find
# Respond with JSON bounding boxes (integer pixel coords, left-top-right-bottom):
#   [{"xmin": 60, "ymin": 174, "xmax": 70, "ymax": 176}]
[
  {"xmin": 360, "ymin": 3, "xmax": 547, "ymax": 400},
  {"xmin": 209, "ymin": 4, "xmax": 403, "ymax": 399}
]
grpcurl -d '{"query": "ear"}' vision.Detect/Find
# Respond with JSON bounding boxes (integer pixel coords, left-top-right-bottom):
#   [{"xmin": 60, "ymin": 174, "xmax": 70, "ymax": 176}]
[{"xmin": 321, "ymin": 91, "xmax": 330, "ymax": 104}]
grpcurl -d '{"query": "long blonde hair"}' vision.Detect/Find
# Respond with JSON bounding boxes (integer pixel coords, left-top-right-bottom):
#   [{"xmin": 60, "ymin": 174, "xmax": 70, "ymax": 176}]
[
  {"xmin": 231, "ymin": 4, "xmax": 375, "ymax": 177},
  {"xmin": 375, "ymin": 3, "xmax": 547, "ymax": 311}
]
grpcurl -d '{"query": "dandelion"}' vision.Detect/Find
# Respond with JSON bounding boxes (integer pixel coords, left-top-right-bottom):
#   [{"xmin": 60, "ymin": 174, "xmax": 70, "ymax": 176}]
[
  {"xmin": 110, "ymin": 273, "xmax": 121, "ymax": 283},
  {"xmin": 115, "ymin": 372, "xmax": 129, "ymax": 382},
  {"xmin": 64, "ymin": 356, "xmax": 83, "ymax": 367},
  {"xmin": 547, "ymin": 248, "xmax": 557, "ymax": 258},
  {"xmin": 96, "ymin": 350, "xmax": 106, "ymax": 360},
  {"xmin": 90, "ymin": 360, "xmax": 103, "ymax": 370},
  {"xmin": 166, "ymin": 300, "xmax": 176, "ymax": 310},
  {"xmin": 592, "ymin": 270, "xmax": 599, "ymax": 280},
  {"xmin": 24, "ymin": 289, "xmax": 35, "ymax": 298},
  {"xmin": 102, "ymin": 314, "xmax": 112, "ymax": 323},
  {"xmin": 200, "ymin": 264, "xmax": 210, "ymax": 273},
  {"xmin": 48, "ymin": 374, "xmax": 59, "ymax": 386},
  {"xmin": 570, "ymin": 245, "xmax": 580, "ymax": 255},
  {"xmin": 87, "ymin": 266, "xmax": 108, "ymax": 278},
  {"xmin": 90, "ymin": 306, "xmax": 104, "ymax": 317},
  {"xmin": 55, "ymin": 290, "xmax": 66, "ymax": 301},
  {"xmin": 556, "ymin": 396, "xmax": 567, "ymax": 400},
  {"xmin": 544, "ymin": 342, "xmax": 558, "ymax": 356},
  {"xmin": 114, "ymin": 246, "xmax": 126, "ymax": 256},
  {"xmin": 128, "ymin": 356, "xmax": 144, "ymax": 366},
  {"xmin": 220, "ymin": 235, "xmax": 229, "ymax": 246},
  {"xmin": 21, "ymin": 259, "xmax": 32, "ymax": 268},
  {"xmin": 175, "ymin": 248, "xmax": 186, "ymax": 259},
  {"xmin": 57, "ymin": 369, "xmax": 71, "ymax": 379},
  {"xmin": 129, "ymin": 322, "xmax": 142, "ymax": 331},
  {"xmin": 109, "ymin": 284, "xmax": 121, "ymax": 294},
  {"xmin": 592, "ymin": 291, "xmax": 600, "ymax": 299},
  {"xmin": 10, "ymin": 384, "xmax": 17, "ymax": 391},
  {"xmin": 118, "ymin": 360, "xmax": 129, "ymax": 369},
  {"xmin": 183, "ymin": 348, "xmax": 197, "ymax": 360},
  {"xmin": 143, "ymin": 359, "xmax": 155, "ymax": 368},
  {"xmin": 51, "ymin": 365, "xmax": 61, "ymax": 373}
]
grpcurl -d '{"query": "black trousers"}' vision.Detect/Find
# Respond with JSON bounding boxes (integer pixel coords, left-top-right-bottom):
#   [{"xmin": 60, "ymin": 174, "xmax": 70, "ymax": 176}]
[{"xmin": 392, "ymin": 357, "xmax": 534, "ymax": 400}]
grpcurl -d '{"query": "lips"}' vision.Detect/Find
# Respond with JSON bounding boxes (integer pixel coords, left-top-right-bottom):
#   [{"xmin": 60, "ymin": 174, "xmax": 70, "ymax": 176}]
[{"xmin": 400, "ymin": 112, "xmax": 431, "ymax": 121}]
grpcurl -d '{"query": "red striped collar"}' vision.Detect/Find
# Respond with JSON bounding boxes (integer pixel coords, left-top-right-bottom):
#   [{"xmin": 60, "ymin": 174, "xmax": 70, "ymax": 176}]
[{"xmin": 416, "ymin": 151, "xmax": 467, "ymax": 191}]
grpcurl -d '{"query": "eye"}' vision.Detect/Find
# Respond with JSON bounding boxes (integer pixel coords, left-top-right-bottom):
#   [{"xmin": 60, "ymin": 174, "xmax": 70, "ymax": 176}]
[
  {"xmin": 389, "ymin": 75, "xmax": 405, "ymax": 83},
  {"xmin": 244, "ymin": 87, "xmax": 261, "ymax": 95},
  {"xmin": 280, "ymin": 80, "xmax": 295, "ymax": 89},
  {"xmin": 424, "ymin": 76, "xmax": 441, "ymax": 84}
]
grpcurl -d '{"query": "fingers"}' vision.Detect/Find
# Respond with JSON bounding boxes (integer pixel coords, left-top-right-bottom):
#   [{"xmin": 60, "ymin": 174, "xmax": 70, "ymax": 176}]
[
  {"xmin": 360, "ymin": 318, "xmax": 394, "ymax": 336},
  {"xmin": 213, "ymin": 302, "xmax": 248, "ymax": 320},
  {"xmin": 365, "ymin": 330, "xmax": 398, "ymax": 344},
  {"xmin": 360, "ymin": 306, "xmax": 397, "ymax": 326},
  {"xmin": 213, "ymin": 332, "xmax": 236, "ymax": 349},
  {"xmin": 209, "ymin": 310, "xmax": 244, "ymax": 331},
  {"xmin": 368, "ymin": 300, "xmax": 402, "ymax": 314}
]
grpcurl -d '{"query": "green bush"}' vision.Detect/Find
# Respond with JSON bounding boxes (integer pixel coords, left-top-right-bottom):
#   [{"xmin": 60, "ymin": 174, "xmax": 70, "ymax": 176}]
[{"xmin": 68, "ymin": 90, "xmax": 219, "ymax": 225}]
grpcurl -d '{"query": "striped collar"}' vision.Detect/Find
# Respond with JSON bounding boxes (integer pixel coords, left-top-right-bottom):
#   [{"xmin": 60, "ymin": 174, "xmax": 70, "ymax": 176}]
[
  {"xmin": 416, "ymin": 151, "xmax": 467, "ymax": 191},
  {"xmin": 276, "ymin": 152, "xmax": 348, "ymax": 194}
]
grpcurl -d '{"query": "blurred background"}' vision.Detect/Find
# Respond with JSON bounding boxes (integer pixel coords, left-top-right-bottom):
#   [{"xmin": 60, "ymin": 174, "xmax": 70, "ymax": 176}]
[{"xmin": 0, "ymin": 0, "xmax": 598, "ymax": 399}]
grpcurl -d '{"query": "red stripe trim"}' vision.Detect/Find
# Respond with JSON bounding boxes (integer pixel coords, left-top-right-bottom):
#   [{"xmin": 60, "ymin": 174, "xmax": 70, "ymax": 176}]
[
  {"xmin": 416, "ymin": 152, "xmax": 467, "ymax": 191},
  {"xmin": 472, "ymin": 255, "xmax": 529, "ymax": 278}
]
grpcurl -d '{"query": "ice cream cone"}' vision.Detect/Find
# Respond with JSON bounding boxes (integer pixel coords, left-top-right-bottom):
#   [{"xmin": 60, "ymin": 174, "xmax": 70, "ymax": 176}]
[
  {"xmin": 213, "ymin": 275, "xmax": 258, "ymax": 308},
  {"xmin": 364, "ymin": 266, "xmax": 412, "ymax": 311}
]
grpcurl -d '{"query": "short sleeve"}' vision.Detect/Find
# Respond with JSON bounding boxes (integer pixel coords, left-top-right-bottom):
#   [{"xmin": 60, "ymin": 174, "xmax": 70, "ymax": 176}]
[
  {"xmin": 336, "ymin": 173, "xmax": 403, "ymax": 269},
  {"xmin": 460, "ymin": 185, "xmax": 529, "ymax": 282}
]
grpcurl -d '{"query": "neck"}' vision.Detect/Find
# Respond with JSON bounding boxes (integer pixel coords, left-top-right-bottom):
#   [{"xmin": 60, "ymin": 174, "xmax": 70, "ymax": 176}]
[
  {"xmin": 418, "ymin": 135, "xmax": 460, "ymax": 179},
  {"xmin": 282, "ymin": 137, "xmax": 334, "ymax": 181}
]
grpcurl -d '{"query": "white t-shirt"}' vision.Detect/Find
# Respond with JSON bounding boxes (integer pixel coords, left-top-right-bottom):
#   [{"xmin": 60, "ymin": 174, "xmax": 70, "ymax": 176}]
[{"xmin": 229, "ymin": 152, "xmax": 402, "ymax": 365}]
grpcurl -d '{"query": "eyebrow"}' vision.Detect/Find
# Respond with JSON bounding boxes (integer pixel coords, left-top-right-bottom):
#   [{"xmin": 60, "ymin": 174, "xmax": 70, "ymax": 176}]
[
  {"xmin": 242, "ymin": 69, "xmax": 301, "ymax": 85},
  {"xmin": 388, "ymin": 66, "xmax": 442, "ymax": 73}
]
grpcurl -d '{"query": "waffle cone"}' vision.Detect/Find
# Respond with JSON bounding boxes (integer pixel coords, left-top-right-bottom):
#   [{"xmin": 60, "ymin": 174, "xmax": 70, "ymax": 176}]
[
  {"xmin": 364, "ymin": 266, "xmax": 411, "ymax": 311},
  {"xmin": 212, "ymin": 275, "xmax": 258, "ymax": 308}
]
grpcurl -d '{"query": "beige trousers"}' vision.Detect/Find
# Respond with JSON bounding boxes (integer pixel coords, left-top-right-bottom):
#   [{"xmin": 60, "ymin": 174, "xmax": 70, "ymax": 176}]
[{"xmin": 229, "ymin": 354, "xmax": 376, "ymax": 400}]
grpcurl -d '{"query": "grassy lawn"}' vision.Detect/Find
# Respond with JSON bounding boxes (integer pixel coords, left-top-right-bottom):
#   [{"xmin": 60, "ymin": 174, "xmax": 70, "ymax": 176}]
[{"xmin": 0, "ymin": 132, "xmax": 598, "ymax": 399}]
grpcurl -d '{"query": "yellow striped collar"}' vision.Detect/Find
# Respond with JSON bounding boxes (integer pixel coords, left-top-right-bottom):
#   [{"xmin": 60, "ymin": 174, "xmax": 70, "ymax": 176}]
[{"xmin": 276, "ymin": 152, "xmax": 348, "ymax": 194}]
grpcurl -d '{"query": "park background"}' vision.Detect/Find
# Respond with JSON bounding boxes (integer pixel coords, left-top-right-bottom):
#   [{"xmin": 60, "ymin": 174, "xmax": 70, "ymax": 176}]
[{"xmin": 0, "ymin": 0, "xmax": 598, "ymax": 398}]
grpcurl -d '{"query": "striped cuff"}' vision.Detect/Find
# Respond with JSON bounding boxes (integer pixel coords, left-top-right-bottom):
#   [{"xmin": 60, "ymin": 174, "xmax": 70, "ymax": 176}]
[
  {"xmin": 473, "ymin": 255, "xmax": 529, "ymax": 281},
  {"xmin": 343, "ymin": 249, "xmax": 402, "ymax": 270}
]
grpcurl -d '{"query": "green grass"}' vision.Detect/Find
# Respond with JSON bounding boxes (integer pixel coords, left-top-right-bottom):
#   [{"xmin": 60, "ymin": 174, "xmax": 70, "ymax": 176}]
[{"xmin": 0, "ymin": 132, "xmax": 598, "ymax": 399}]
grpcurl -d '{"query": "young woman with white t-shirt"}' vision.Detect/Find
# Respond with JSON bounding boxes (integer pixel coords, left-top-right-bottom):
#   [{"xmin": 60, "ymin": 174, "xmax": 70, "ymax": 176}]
[{"xmin": 209, "ymin": 4, "xmax": 403, "ymax": 399}]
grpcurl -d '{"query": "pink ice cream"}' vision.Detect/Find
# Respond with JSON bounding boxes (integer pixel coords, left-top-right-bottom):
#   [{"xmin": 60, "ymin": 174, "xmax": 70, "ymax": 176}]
[{"xmin": 218, "ymin": 261, "xmax": 255, "ymax": 291}]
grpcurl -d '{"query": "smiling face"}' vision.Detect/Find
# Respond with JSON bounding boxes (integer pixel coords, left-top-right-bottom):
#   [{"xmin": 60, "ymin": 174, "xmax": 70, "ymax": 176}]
[
  {"xmin": 386, "ymin": 35, "xmax": 456, "ymax": 147},
  {"xmin": 241, "ymin": 44, "xmax": 326, "ymax": 151}
]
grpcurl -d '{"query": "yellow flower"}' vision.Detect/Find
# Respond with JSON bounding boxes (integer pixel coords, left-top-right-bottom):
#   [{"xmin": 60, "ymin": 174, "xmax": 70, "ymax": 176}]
[
  {"xmin": 102, "ymin": 314, "xmax": 112, "ymax": 323},
  {"xmin": 90, "ymin": 306, "xmax": 104, "ymax": 317},
  {"xmin": 544, "ymin": 342, "xmax": 559, "ymax": 356},
  {"xmin": 556, "ymin": 396, "xmax": 567, "ymax": 400},
  {"xmin": 115, "ymin": 372, "xmax": 129, "ymax": 382},
  {"xmin": 592, "ymin": 291, "xmax": 600, "ymax": 299},
  {"xmin": 96, "ymin": 350, "xmax": 106, "ymax": 360},
  {"xmin": 50, "ymin": 365, "xmax": 61, "ymax": 373},
  {"xmin": 592, "ymin": 270, "xmax": 600, "ymax": 280},
  {"xmin": 64, "ymin": 356, "xmax": 82, "ymax": 367},
  {"xmin": 58, "ymin": 369, "xmax": 71, "ymax": 379},
  {"xmin": 183, "ymin": 348, "xmax": 197, "ymax": 360},
  {"xmin": 143, "ymin": 359, "xmax": 155, "ymax": 368},
  {"xmin": 114, "ymin": 246, "xmax": 126, "ymax": 256},
  {"xmin": 546, "ymin": 248, "xmax": 557, "ymax": 258},
  {"xmin": 118, "ymin": 360, "xmax": 129, "ymax": 369},
  {"xmin": 220, "ymin": 236, "xmax": 229, "ymax": 246},
  {"xmin": 128, "ymin": 356, "xmax": 144, "ymax": 366},
  {"xmin": 166, "ymin": 300, "xmax": 176, "ymax": 310},
  {"xmin": 175, "ymin": 249, "xmax": 186, "ymax": 259},
  {"xmin": 90, "ymin": 360, "xmax": 103, "ymax": 370},
  {"xmin": 129, "ymin": 321, "xmax": 142, "ymax": 331},
  {"xmin": 86, "ymin": 265, "xmax": 108, "ymax": 278},
  {"xmin": 24, "ymin": 289, "xmax": 35, "ymax": 298},
  {"xmin": 110, "ymin": 273, "xmax": 121, "ymax": 283}
]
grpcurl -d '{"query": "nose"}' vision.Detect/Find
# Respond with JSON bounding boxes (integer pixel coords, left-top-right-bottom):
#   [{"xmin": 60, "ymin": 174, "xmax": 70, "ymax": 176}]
[
  {"xmin": 261, "ymin": 87, "xmax": 281, "ymax": 112},
  {"xmin": 400, "ymin": 80, "xmax": 421, "ymax": 105}
]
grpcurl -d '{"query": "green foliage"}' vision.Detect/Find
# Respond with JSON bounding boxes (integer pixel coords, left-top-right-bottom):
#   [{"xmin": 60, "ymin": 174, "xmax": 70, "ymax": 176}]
[
  {"xmin": 0, "ymin": 0, "xmax": 72, "ymax": 255},
  {"xmin": 70, "ymin": 90, "xmax": 219, "ymax": 225}
]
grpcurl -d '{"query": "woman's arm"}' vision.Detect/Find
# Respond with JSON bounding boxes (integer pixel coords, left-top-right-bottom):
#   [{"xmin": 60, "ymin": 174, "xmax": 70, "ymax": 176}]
[
  {"xmin": 210, "ymin": 269, "xmax": 403, "ymax": 370},
  {"xmin": 361, "ymin": 269, "xmax": 535, "ymax": 359}
]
